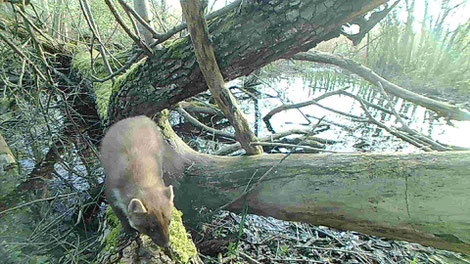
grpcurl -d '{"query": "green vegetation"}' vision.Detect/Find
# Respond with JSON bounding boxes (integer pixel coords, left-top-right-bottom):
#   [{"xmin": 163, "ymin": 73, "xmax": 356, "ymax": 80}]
[{"xmin": 366, "ymin": 7, "xmax": 470, "ymax": 96}]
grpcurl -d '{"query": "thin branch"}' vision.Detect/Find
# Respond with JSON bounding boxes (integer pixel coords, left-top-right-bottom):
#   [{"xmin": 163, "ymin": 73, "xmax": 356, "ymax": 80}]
[
  {"xmin": 375, "ymin": 81, "xmax": 414, "ymax": 133},
  {"xmin": 0, "ymin": 192, "xmax": 78, "ymax": 215},
  {"xmin": 250, "ymin": 142, "xmax": 336, "ymax": 153},
  {"xmin": 263, "ymin": 87, "xmax": 364, "ymax": 133},
  {"xmin": 13, "ymin": 7, "xmax": 56, "ymax": 44},
  {"xmin": 339, "ymin": 90, "xmax": 409, "ymax": 119},
  {"xmin": 79, "ymin": 0, "xmax": 114, "ymax": 76},
  {"xmin": 13, "ymin": 5, "xmax": 54, "ymax": 83},
  {"xmin": 357, "ymin": 99, "xmax": 451, "ymax": 151},
  {"xmin": 0, "ymin": 31, "xmax": 46, "ymax": 81},
  {"xmin": 180, "ymin": 0, "xmax": 262, "ymax": 155},
  {"xmin": 293, "ymin": 51, "xmax": 470, "ymax": 121},
  {"xmin": 94, "ymin": 0, "xmax": 242, "ymax": 83},
  {"xmin": 177, "ymin": 104, "xmax": 235, "ymax": 140},
  {"xmin": 118, "ymin": 0, "xmax": 163, "ymax": 39},
  {"xmin": 214, "ymin": 128, "xmax": 333, "ymax": 155},
  {"xmin": 151, "ymin": 0, "xmax": 241, "ymax": 49},
  {"xmin": 103, "ymin": 0, "xmax": 152, "ymax": 56},
  {"xmin": 305, "ymin": 114, "xmax": 355, "ymax": 131}
]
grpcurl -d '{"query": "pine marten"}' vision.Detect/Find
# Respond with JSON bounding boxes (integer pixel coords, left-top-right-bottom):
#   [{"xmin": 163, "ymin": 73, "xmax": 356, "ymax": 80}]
[{"xmin": 100, "ymin": 116, "xmax": 173, "ymax": 248}]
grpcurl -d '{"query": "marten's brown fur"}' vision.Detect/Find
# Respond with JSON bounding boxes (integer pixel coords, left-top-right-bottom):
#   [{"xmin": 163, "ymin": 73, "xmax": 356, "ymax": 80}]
[{"xmin": 100, "ymin": 116, "xmax": 173, "ymax": 248}]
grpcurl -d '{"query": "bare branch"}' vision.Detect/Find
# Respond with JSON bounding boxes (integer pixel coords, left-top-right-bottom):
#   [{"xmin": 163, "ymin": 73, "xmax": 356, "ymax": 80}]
[
  {"xmin": 118, "ymin": 0, "xmax": 163, "ymax": 40},
  {"xmin": 180, "ymin": 0, "xmax": 262, "ymax": 155},
  {"xmin": 0, "ymin": 31, "xmax": 46, "ymax": 81},
  {"xmin": 79, "ymin": 0, "xmax": 114, "ymax": 76},
  {"xmin": 176, "ymin": 104, "xmax": 235, "ymax": 140},
  {"xmin": 94, "ymin": 0, "xmax": 242, "ymax": 83},
  {"xmin": 214, "ymin": 128, "xmax": 331, "ymax": 156},
  {"xmin": 103, "ymin": 0, "xmax": 152, "ymax": 56},
  {"xmin": 293, "ymin": 51, "xmax": 470, "ymax": 121},
  {"xmin": 357, "ymin": 99, "xmax": 451, "ymax": 151},
  {"xmin": 250, "ymin": 142, "xmax": 336, "ymax": 153},
  {"xmin": 263, "ymin": 88, "xmax": 366, "ymax": 133}
]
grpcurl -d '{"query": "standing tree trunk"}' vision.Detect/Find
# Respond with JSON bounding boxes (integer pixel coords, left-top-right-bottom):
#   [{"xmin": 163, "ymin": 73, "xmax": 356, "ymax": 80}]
[{"xmin": 133, "ymin": 0, "xmax": 155, "ymax": 44}]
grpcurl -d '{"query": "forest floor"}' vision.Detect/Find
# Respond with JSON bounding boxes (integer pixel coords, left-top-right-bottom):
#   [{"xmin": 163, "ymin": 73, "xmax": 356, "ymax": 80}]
[{"xmin": 192, "ymin": 210, "xmax": 469, "ymax": 264}]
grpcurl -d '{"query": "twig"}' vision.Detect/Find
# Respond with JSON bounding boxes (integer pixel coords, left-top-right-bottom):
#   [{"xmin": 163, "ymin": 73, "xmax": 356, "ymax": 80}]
[
  {"xmin": 250, "ymin": 142, "xmax": 337, "ymax": 153},
  {"xmin": 263, "ymin": 87, "xmax": 358, "ymax": 132},
  {"xmin": 339, "ymin": 90, "xmax": 409, "ymax": 119},
  {"xmin": 118, "ymin": 0, "xmax": 163, "ymax": 39},
  {"xmin": 214, "ymin": 128, "xmax": 315, "ymax": 155},
  {"xmin": 305, "ymin": 114, "xmax": 355, "ymax": 131},
  {"xmin": 15, "ymin": 5, "xmax": 55, "ymax": 84},
  {"xmin": 13, "ymin": 7, "xmax": 55, "ymax": 44},
  {"xmin": 104, "ymin": 0, "xmax": 152, "ymax": 56},
  {"xmin": 375, "ymin": 81, "xmax": 413, "ymax": 133},
  {"xmin": 357, "ymin": 87, "xmax": 451, "ymax": 151},
  {"xmin": 0, "ymin": 31, "xmax": 46, "ymax": 81},
  {"xmin": 0, "ymin": 192, "xmax": 78, "ymax": 215},
  {"xmin": 79, "ymin": 0, "xmax": 114, "ymax": 76},
  {"xmin": 177, "ymin": 104, "xmax": 235, "ymax": 139},
  {"xmin": 94, "ymin": 0, "xmax": 242, "ymax": 82},
  {"xmin": 358, "ymin": 99, "xmax": 433, "ymax": 151},
  {"xmin": 92, "ymin": 52, "xmax": 144, "ymax": 82}
]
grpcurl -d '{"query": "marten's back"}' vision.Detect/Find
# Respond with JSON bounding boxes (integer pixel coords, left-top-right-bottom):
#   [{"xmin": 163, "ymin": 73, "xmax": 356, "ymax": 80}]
[
  {"xmin": 99, "ymin": 116, "xmax": 173, "ymax": 248},
  {"xmin": 101, "ymin": 115, "xmax": 166, "ymax": 202}
]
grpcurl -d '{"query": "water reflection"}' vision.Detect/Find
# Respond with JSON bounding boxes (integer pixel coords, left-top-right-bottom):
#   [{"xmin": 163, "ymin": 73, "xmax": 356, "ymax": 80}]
[{"xmin": 233, "ymin": 77, "xmax": 470, "ymax": 153}]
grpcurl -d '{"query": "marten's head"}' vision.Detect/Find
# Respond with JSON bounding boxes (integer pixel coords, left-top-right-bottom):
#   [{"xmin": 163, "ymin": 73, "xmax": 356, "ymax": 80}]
[{"xmin": 127, "ymin": 185, "xmax": 174, "ymax": 248}]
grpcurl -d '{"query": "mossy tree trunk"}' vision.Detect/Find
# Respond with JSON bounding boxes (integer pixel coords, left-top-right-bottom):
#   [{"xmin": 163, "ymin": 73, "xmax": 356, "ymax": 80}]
[{"xmin": 107, "ymin": 0, "xmax": 389, "ymax": 121}]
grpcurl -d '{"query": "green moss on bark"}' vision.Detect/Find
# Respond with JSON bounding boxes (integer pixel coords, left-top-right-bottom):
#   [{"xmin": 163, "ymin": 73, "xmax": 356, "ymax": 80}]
[
  {"xmin": 71, "ymin": 50, "xmax": 147, "ymax": 119},
  {"xmin": 102, "ymin": 206, "xmax": 198, "ymax": 262}
]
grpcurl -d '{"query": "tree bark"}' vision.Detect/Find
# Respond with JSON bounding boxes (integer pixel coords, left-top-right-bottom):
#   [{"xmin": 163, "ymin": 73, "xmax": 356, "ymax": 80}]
[
  {"xmin": 175, "ymin": 148, "xmax": 470, "ymax": 254},
  {"xmin": 151, "ymin": 119, "xmax": 470, "ymax": 254},
  {"xmin": 180, "ymin": 0, "xmax": 263, "ymax": 155},
  {"xmin": 108, "ymin": 0, "xmax": 389, "ymax": 122}
]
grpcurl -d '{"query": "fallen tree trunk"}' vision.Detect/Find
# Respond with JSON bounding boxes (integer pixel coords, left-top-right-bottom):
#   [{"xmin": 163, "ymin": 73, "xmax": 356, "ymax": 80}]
[
  {"xmin": 107, "ymin": 0, "xmax": 390, "ymax": 122},
  {"xmin": 171, "ymin": 142, "xmax": 470, "ymax": 254}
]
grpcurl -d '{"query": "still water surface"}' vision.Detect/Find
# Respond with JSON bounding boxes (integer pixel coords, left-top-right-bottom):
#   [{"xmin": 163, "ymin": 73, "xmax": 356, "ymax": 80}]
[{"xmin": 235, "ymin": 77, "xmax": 470, "ymax": 153}]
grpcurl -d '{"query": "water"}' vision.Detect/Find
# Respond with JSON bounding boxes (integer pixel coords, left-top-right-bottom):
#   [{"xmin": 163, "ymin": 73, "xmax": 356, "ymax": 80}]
[{"xmin": 231, "ymin": 76, "xmax": 470, "ymax": 153}]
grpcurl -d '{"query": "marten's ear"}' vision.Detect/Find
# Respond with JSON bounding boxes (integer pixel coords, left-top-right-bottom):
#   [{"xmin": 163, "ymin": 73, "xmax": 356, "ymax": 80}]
[
  {"xmin": 164, "ymin": 185, "xmax": 174, "ymax": 202},
  {"xmin": 128, "ymin": 198, "xmax": 147, "ymax": 214}
]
